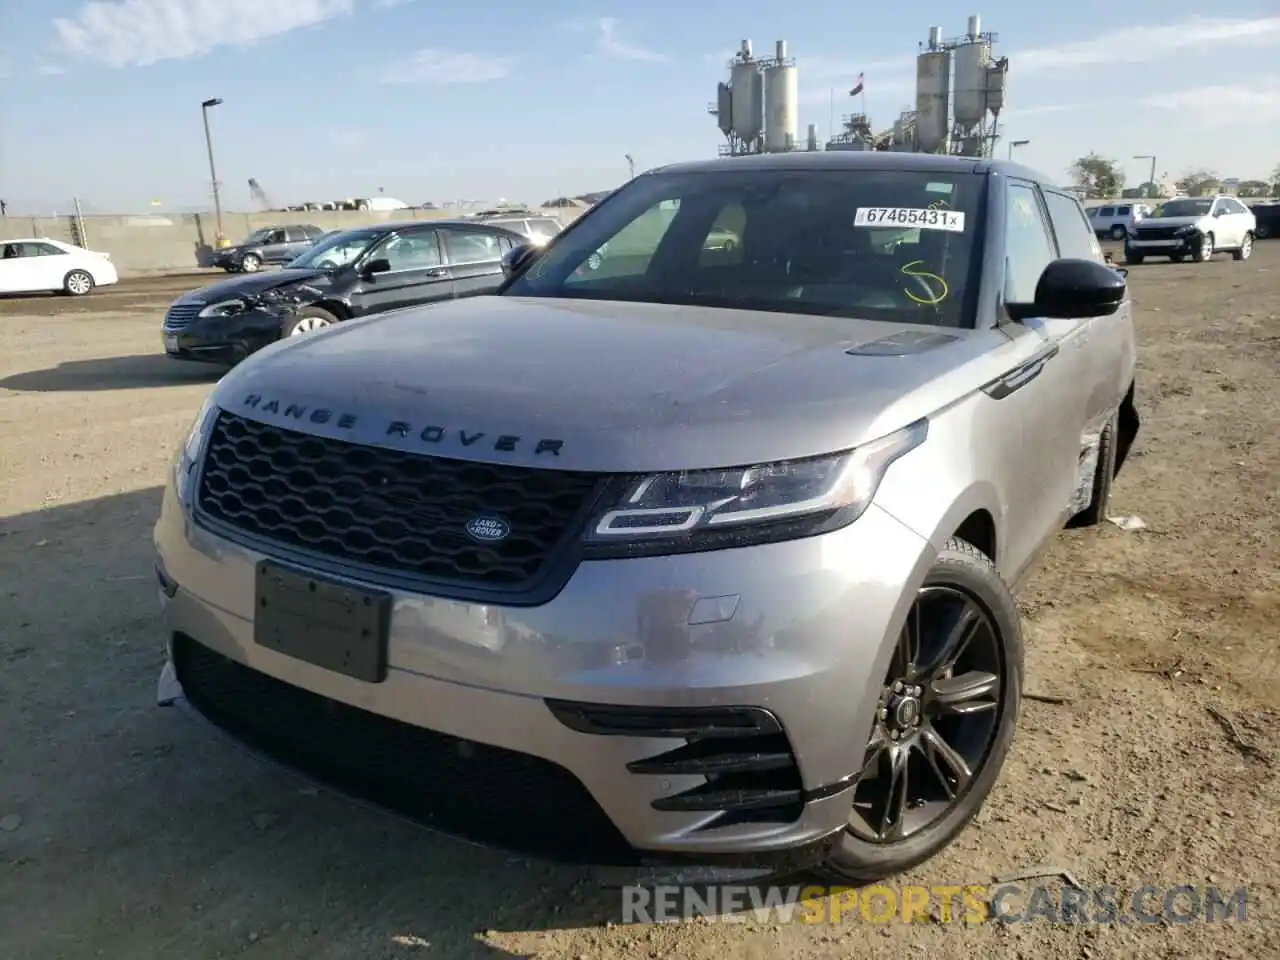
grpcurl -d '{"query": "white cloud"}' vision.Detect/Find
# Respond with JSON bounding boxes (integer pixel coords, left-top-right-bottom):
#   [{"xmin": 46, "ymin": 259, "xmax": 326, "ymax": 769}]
[
  {"xmin": 380, "ymin": 49, "xmax": 513, "ymax": 84},
  {"xmin": 1016, "ymin": 16, "xmax": 1280, "ymax": 70},
  {"xmin": 595, "ymin": 17, "xmax": 667, "ymax": 63},
  {"xmin": 53, "ymin": 0, "xmax": 356, "ymax": 68},
  {"xmin": 36, "ymin": 60, "xmax": 66, "ymax": 76},
  {"xmin": 372, "ymin": 0, "xmax": 414, "ymax": 6},
  {"xmin": 1002, "ymin": 103, "xmax": 1085, "ymax": 119},
  {"xmin": 1143, "ymin": 81, "xmax": 1280, "ymax": 124}
]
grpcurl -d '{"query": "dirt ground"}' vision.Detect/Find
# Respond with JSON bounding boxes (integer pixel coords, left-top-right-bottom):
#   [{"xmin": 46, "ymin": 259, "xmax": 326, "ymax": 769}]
[{"xmin": 1, "ymin": 249, "xmax": 1277, "ymax": 960}]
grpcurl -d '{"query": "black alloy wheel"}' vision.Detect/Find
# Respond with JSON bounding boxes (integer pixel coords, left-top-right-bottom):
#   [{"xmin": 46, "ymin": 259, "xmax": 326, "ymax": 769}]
[{"xmin": 848, "ymin": 585, "xmax": 1004, "ymax": 842}]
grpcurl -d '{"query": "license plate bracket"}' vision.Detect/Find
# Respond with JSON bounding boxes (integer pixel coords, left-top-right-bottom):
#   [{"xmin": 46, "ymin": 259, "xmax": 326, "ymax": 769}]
[
  {"xmin": 163, "ymin": 333, "xmax": 179, "ymax": 353},
  {"xmin": 254, "ymin": 561, "xmax": 391, "ymax": 683}
]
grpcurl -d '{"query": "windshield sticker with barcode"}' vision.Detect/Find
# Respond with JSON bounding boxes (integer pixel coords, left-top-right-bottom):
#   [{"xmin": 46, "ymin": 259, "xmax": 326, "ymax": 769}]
[{"xmin": 854, "ymin": 207, "xmax": 966, "ymax": 231}]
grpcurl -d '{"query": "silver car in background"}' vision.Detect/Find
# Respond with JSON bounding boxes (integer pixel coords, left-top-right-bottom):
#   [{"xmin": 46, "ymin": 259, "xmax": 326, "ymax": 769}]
[{"xmin": 155, "ymin": 153, "xmax": 1139, "ymax": 883}]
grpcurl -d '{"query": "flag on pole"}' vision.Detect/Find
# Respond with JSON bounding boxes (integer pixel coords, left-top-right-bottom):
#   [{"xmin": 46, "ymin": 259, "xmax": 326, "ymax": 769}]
[{"xmin": 849, "ymin": 73, "xmax": 864, "ymax": 97}]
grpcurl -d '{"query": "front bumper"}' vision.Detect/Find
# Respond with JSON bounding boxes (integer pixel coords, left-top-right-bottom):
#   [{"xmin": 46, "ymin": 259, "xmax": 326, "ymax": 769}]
[
  {"xmin": 153, "ymin": 481, "xmax": 935, "ymax": 876},
  {"xmin": 1125, "ymin": 231, "xmax": 1200, "ymax": 254},
  {"xmin": 162, "ymin": 308, "xmax": 286, "ymax": 364}
]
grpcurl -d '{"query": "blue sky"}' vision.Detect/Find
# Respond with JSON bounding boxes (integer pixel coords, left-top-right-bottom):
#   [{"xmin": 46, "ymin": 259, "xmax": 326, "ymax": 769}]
[{"xmin": 1, "ymin": 0, "xmax": 1278, "ymax": 213}]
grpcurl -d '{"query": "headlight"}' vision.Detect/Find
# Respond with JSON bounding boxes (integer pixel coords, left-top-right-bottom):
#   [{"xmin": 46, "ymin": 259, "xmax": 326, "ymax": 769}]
[
  {"xmin": 1174, "ymin": 225, "xmax": 1196, "ymax": 236},
  {"xmin": 584, "ymin": 419, "xmax": 928, "ymax": 549},
  {"xmin": 198, "ymin": 299, "xmax": 247, "ymax": 318},
  {"xmin": 173, "ymin": 396, "xmax": 218, "ymax": 505}
]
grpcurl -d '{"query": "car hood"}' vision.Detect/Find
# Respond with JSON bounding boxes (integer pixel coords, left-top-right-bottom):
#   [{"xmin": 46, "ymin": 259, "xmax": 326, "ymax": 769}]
[
  {"xmin": 175, "ymin": 269, "xmax": 331, "ymax": 304},
  {"xmin": 1137, "ymin": 215, "xmax": 1206, "ymax": 229},
  {"xmin": 213, "ymin": 296, "xmax": 1005, "ymax": 473}
]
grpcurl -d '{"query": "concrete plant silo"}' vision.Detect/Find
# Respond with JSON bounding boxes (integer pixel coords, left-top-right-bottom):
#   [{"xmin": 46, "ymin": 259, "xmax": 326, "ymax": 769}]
[
  {"xmin": 952, "ymin": 14, "xmax": 991, "ymax": 131},
  {"xmin": 714, "ymin": 81, "xmax": 733, "ymax": 136},
  {"xmin": 763, "ymin": 40, "xmax": 799, "ymax": 152},
  {"xmin": 915, "ymin": 25, "xmax": 951, "ymax": 153},
  {"xmin": 730, "ymin": 40, "xmax": 764, "ymax": 145}
]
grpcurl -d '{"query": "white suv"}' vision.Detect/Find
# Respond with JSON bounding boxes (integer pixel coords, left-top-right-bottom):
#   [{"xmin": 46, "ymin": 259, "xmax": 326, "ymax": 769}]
[
  {"xmin": 1123, "ymin": 196, "xmax": 1256, "ymax": 264},
  {"xmin": 1087, "ymin": 202, "xmax": 1150, "ymax": 240}
]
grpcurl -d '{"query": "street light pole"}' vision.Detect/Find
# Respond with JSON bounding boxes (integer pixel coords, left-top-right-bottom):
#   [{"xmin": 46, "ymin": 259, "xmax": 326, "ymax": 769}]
[
  {"xmin": 201, "ymin": 97, "xmax": 225, "ymax": 243},
  {"xmin": 1133, "ymin": 154, "xmax": 1157, "ymax": 198},
  {"xmin": 624, "ymin": 153, "xmax": 635, "ymax": 180},
  {"xmin": 1007, "ymin": 138, "xmax": 1030, "ymax": 160}
]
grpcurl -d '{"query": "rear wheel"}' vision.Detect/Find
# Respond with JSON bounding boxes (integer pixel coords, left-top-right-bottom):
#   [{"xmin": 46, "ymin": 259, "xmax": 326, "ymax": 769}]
[
  {"xmin": 1169, "ymin": 253, "xmax": 1185, "ymax": 263},
  {"xmin": 1124, "ymin": 247, "xmax": 1144, "ymax": 265},
  {"xmin": 1232, "ymin": 232, "xmax": 1254, "ymax": 261},
  {"xmin": 63, "ymin": 269, "xmax": 94, "ymax": 296},
  {"xmin": 1109, "ymin": 225, "xmax": 1126, "ymax": 240},
  {"xmin": 819, "ymin": 539, "xmax": 1023, "ymax": 883},
  {"xmin": 1256, "ymin": 223, "xmax": 1271, "ymax": 240}
]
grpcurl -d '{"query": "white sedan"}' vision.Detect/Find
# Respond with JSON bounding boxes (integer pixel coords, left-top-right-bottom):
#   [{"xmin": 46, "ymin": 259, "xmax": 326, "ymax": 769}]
[{"xmin": 0, "ymin": 238, "xmax": 119, "ymax": 296}]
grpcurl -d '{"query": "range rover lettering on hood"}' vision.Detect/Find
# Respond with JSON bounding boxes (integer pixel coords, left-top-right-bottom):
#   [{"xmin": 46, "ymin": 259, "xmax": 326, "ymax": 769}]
[{"xmin": 240, "ymin": 393, "xmax": 565, "ymax": 457}]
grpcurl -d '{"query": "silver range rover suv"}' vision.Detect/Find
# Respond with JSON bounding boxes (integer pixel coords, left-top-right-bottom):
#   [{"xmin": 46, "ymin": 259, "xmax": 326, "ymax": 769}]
[{"xmin": 154, "ymin": 152, "xmax": 1139, "ymax": 883}]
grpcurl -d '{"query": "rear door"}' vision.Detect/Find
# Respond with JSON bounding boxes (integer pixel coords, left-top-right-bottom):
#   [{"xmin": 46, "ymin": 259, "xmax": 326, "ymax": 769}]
[
  {"xmin": 439, "ymin": 227, "xmax": 507, "ymax": 297},
  {"xmin": 349, "ymin": 227, "xmax": 453, "ymax": 315},
  {"xmin": 281, "ymin": 227, "xmax": 312, "ymax": 261}
]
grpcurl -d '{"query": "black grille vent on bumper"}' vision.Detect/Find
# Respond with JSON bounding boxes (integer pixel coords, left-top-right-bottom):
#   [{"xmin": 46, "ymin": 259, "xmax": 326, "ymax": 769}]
[
  {"xmin": 547, "ymin": 701, "xmax": 806, "ymax": 829},
  {"xmin": 1135, "ymin": 227, "xmax": 1180, "ymax": 241},
  {"xmin": 196, "ymin": 411, "xmax": 603, "ymax": 597},
  {"xmin": 164, "ymin": 302, "xmax": 204, "ymax": 330},
  {"xmin": 172, "ymin": 634, "xmax": 638, "ymax": 865}
]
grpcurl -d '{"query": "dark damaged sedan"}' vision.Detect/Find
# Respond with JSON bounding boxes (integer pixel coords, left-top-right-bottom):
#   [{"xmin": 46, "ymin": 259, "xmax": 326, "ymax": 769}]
[{"xmin": 162, "ymin": 220, "xmax": 528, "ymax": 364}]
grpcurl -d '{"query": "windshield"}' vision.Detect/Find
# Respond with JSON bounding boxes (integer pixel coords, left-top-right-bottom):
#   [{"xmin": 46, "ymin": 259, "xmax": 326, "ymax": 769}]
[
  {"xmin": 242, "ymin": 228, "xmax": 273, "ymax": 245},
  {"xmin": 1151, "ymin": 199, "xmax": 1212, "ymax": 218},
  {"xmin": 285, "ymin": 228, "xmax": 383, "ymax": 269},
  {"xmin": 502, "ymin": 167, "xmax": 985, "ymax": 327}
]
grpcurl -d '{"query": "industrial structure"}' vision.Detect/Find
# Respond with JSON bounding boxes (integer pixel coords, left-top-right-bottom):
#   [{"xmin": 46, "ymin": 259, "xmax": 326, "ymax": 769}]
[{"xmin": 709, "ymin": 14, "xmax": 1009, "ymax": 159}]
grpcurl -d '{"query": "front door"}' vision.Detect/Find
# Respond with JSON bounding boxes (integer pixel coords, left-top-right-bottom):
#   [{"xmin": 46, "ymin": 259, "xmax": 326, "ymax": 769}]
[
  {"xmin": 350, "ymin": 228, "xmax": 454, "ymax": 315},
  {"xmin": 997, "ymin": 180, "xmax": 1095, "ymax": 576},
  {"xmin": 439, "ymin": 228, "xmax": 507, "ymax": 298}
]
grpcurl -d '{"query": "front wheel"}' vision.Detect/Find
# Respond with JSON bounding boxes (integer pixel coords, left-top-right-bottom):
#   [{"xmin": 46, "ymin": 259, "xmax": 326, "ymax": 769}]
[
  {"xmin": 63, "ymin": 269, "xmax": 94, "ymax": 296},
  {"xmin": 240, "ymin": 253, "xmax": 262, "ymax": 273},
  {"xmin": 1067, "ymin": 413, "xmax": 1117, "ymax": 528},
  {"xmin": 1191, "ymin": 232, "xmax": 1214, "ymax": 262},
  {"xmin": 1232, "ymin": 232, "xmax": 1254, "ymax": 261},
  {"xmin": 283, "ymin": 306, "xmax": 339, "ymax": 337},
  {"xmin": 819, "ymin": 539, "xmax": 1023, "ymax": 883}
]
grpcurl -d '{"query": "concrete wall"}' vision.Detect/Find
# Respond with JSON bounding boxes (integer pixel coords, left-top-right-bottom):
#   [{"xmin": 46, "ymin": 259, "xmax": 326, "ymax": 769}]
[{"xmin": 2, "ymin": 207, "xmax": 589, "ymax": 276}]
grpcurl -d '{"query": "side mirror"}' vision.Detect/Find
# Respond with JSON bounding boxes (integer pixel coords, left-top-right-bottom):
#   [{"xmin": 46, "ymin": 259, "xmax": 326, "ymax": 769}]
[
  {"xmin": 501, "ymin": 243, "xmax": 538, "ymax": 278},
  {"xmin": 1007, "ymin": 258, "xmax": 1126, "ymax": 322},
  {"xmin": 363, "ymin": 258, "xmax": 391, "ymax": 276}
]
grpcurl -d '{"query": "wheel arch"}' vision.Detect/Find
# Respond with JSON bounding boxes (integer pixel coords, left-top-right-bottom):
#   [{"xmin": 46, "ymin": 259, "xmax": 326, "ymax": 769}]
[
  {"xmin": 309, "ymin": 299, "xmax": 351, "ymax": 320},
  {"xmin": 1115, "ymin": 380, "xmax": 1139, "ymax": 477}
]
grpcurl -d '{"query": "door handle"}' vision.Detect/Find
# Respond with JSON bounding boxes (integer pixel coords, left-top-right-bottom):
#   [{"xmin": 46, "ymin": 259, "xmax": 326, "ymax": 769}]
[{"xmin": 425, "ymin": 267, "xmax": 448, "ymax": 278}]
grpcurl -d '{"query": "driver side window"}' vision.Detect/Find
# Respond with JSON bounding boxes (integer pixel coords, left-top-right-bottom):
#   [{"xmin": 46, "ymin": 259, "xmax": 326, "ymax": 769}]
[
  {"xmin": 1004, "ymin": 183, "xmax": 1056, "ymax": 304},
  {"xmin": 376, "ymin": 231, "xmax": 442, "ymax": 270}
]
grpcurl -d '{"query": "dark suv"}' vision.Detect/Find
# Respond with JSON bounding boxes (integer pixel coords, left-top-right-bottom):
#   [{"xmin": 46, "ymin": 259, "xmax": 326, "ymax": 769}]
[{"xmin": 213, "ymin": 224, "xmax": 327, "ymax": 273}]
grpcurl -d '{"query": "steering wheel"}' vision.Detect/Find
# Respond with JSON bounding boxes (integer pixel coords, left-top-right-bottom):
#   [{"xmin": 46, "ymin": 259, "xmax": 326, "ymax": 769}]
[{"xmin": 315, "ymin": 259, "xmax": 339, "ymax": 270}]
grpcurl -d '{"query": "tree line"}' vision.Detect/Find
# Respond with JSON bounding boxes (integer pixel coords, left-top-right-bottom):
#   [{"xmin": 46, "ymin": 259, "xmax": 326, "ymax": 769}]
[{"xmin": 1066, "ymin": 155, "xmax": 1280, "ymax": 200}]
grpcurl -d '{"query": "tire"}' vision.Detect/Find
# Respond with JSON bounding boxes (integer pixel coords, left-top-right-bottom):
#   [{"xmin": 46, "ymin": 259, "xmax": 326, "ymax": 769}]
[
  {"xmin": 1191, "ymin": 232, "xmax": 1214, "ymax": 262},
  {"xmin": 282, "ymin": 306, "xmax": 340, "ymax": 337},
  {"xmin": 240, "ymin": 253, "xmax": 262, "ymax": 273},
  {"xmin": 1066, "ymin": 413, "xmax": 1117, "ymax": 528},
  {"xmin": 1109, "ymin": 225, "xmax": 1126, "ymax": 241},
  {"xmin": 1256, "ymin": 223, "xmax": 1271, "ymax": 240},
  {"xmin": 1232, "ymin": 232, "xmax": 1254, "ymax": 261},
  {"xmin": 1169, "ymin": 253, "xmax": 1185, "ymax": 263},
  {"xmin": 818, "ymin": 538, "xmax": 1024, "ymax": 884},
  {"xmin": 63, "ymin": 269, "xmax": 94, "ymax": 296},
  {"xmin": 1124, "ymin": 247, "xmax": 1144, "ymax": 265}
]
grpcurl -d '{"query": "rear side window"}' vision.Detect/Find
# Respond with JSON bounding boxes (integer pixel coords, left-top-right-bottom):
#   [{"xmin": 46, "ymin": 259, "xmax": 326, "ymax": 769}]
[
  {"xmin": 442, "ymin": 229, "xmax": 503, "ymax": 263},
  {"xmin": 1098, "ymin": 207, "xmax": 1115, "ymax": 217},
  {"xmin": 1042, "ymin": 190, "xmax": 1103, "ymax": 261},
  {"xmin": 1004, "ymin": 183, "xmax": 1056, "ymax": 303}
]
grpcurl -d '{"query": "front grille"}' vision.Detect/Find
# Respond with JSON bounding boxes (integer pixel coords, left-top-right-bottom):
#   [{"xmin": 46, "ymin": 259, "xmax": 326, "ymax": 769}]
[
  {"xmin": 1135, "ymin": 226, "xmax": 1180, "ymax": 241},
  {"xmin": 172, "ymin": 634, "xmax": 638, "ymax": 864},
  {"xmin": 164, "ymin": 302, "xmax": 204, "ymax": 330},
  {"xmin": 197, "ymin": 411, "xmax": 602, "ymax": 593},
  {"xmin": 548, "ymin": 701, "xmax": 806, "ymax": 829}
]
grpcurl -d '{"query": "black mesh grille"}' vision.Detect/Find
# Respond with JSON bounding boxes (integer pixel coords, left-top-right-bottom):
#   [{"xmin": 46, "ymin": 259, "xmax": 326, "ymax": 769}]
[
  {"xmin": 197, "ymin": 411, "xmax": 601, "ymax": 592},
  {"xmin": 172, "ymin": 634, "xmax": 638, "ymax": 865},
  {"xmin": 1135, "ymin": 226, "xmax": 1180, "ymax": 241}
]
